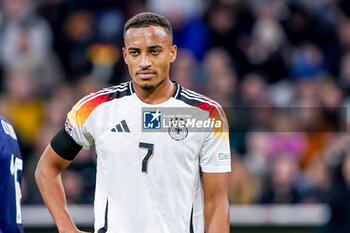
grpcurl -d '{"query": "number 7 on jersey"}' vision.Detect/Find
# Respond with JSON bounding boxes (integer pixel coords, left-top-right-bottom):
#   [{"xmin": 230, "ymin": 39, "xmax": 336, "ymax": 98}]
[{"xmin": 139, "ymin": 142, "xmax": 154, "ymax": 173}]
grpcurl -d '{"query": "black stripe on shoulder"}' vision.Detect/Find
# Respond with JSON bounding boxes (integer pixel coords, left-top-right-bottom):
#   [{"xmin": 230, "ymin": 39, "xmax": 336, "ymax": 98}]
[
  {"xmin": 176, "ymin": 87, "xmax": 211, "ymax": 107},
  {"xmin": 106, "ymin": 81, "xmax": 133, "ymax": 99},
  {"xmin": 177, "ymin": 93, "xmax": 202, "ymax": 107}
]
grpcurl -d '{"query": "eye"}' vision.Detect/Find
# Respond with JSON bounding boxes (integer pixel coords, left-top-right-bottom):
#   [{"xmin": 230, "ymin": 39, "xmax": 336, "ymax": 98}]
[
  {"xmin": 150, "ymin": 49, "xmax": 160, "ymax": 55},
  {"xmin": 129, "ymin": 50, "xmax": 140, "ymax": 56}
]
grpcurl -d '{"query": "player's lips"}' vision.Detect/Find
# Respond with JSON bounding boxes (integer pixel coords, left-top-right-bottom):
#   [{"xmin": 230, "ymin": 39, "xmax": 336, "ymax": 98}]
[{"xmin": 137, "ymin": 71, "xmax": 156, "ymax": 79}]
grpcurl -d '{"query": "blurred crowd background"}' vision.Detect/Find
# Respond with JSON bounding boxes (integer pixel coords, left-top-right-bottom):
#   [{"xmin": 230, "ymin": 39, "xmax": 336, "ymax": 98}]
[{"xmin": 2, "ymin": 0, "xmax": 350, "ymax": 230}]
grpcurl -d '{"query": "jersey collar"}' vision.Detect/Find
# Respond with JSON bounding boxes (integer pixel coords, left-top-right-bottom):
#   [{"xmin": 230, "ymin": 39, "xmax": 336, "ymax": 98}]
[{"xmin": 129, "ymin": 81, "xmax": 181, "ymax": 99}]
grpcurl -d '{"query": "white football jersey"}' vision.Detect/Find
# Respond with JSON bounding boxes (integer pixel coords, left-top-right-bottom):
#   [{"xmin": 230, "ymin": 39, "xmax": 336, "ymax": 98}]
[{"xmin": 65, "ymin": 81, "xmax": 231, "ymax": 233}]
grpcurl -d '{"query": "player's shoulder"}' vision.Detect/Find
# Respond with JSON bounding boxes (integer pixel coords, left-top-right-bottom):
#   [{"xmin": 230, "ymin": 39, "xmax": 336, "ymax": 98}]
[
  {"xmin": 0, "ymin": 115, "xmax": 9, "ymax": 123},
  {"xmin": 100, "ymin": 81, "xmax": 133, "ymax": 97},
  {"xmin": 175, "ymin": 85, "xmax": 224, "ymax": 113},
  {"xmin": 67, "ymin": 81, "xmax": 133, "ymax": 125},
  {"xmin": 0, "ymin": 115, "xmax": 17, "ymax": 140},
  {"xmin": 71, "ymin": 81, "xmax": 133, "ymax": 112},
  {"xmin": 175, "ymin": 84, "xmax": 229, "ymax": 133},
  {"xmin": 84, "ymin": 81, "xmax": 133, "ymax": 103}
]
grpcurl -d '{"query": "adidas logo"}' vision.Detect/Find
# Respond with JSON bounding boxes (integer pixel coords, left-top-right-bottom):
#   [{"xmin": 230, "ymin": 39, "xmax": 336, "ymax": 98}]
[{"xmin": 111, "ymin": 120, "xmax": 130, "ymax": 133}]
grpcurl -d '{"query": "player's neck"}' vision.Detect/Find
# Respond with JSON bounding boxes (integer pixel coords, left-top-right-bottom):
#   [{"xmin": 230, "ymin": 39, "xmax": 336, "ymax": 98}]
[{"xmin": 133, "ymin": 79, "xmax": 175, "ymax": 104}]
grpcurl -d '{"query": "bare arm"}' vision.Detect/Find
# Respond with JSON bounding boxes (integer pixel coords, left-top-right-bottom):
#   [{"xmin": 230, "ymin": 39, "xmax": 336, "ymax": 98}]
[
  {"xmin": 202, "ymin": 172, "xmax": 230, "ymax": 233},
  {"xmin": 35, "ymin": 144, "xmax": 88, "ymax": 233}
]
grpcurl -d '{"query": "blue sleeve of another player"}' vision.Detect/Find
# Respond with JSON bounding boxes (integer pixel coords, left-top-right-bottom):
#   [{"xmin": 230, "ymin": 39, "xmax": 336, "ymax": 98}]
[{"xmin": 0, "ymin": 117, "xmax": 24, "ymax": 233}]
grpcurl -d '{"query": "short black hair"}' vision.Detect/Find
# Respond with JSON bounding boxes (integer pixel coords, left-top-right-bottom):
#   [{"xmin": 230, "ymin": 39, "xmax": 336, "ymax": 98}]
[{"xmin": 124, "ymin": 12, "xmax": 173, "ymax": 41}]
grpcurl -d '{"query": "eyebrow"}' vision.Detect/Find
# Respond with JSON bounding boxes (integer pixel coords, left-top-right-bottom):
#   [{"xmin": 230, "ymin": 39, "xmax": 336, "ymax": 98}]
[
  {"xmin": 127, "ymin": 45, "xmax": 163, "ymax": 51},
  {"xmin": 148, "ymin": 45, "xmax": 163, "ymax": 49},
  {"xmin": 128, "ymin": 47, "xmax": 141, "ymax": 51}
]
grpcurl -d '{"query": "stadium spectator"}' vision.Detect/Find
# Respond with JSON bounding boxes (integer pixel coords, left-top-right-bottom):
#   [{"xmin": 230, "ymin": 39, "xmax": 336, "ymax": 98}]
[
  {"xmin": 170, "ymin": 48, "xmax": 199, "ymax": 91},
  {"xmin": 0, "ymin": 0, "xmax": 63, "ymax": 97},
  {"xmin": 0, "ymin": 70, "xmax": 45, "ymax": 159},
  {"xmin": 258, "ymin": 156, "xmax": 302, "ymax": 204},
  {"xmin": 228, "ymin": 157, "xmax": 259, "ymax": 204}
]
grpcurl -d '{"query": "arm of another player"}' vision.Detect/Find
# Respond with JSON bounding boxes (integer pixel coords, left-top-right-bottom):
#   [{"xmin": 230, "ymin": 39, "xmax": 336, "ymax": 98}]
[
  {"xmin": 202, "ymin": 172, "xmax": 230, "ymax": 233},
  {"xmin": 35, "ymin": 144, "xmax": 90, "ymax": 233}
]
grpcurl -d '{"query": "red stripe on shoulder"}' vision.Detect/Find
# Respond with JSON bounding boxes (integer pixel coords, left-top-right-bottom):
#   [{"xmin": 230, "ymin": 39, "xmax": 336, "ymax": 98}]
[{"xmin": 70, "ymin": 93, "xmax": 114, "ymax": 126}]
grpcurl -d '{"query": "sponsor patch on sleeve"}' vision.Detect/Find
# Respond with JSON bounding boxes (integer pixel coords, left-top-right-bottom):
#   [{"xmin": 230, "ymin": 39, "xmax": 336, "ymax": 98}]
[{"xmin": 217, "ymin": 152, "xmax": 230, "ymax": 161}]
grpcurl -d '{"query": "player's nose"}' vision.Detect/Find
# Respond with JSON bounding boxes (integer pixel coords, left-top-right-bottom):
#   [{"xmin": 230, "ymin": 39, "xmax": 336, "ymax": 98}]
[{"xmin": 139, "ymin": 54, "xmax": 152, "ymax": 68}]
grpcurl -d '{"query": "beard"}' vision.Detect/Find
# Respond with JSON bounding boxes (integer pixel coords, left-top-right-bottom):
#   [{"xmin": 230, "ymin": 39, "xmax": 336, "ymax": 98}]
[
  {"xmin": 139, "ymin": 83, "xmax": 156, "ymax": 91},
  {"xmin": 138, "ymin": 78, "xmax": 165, "ymax": 91}
]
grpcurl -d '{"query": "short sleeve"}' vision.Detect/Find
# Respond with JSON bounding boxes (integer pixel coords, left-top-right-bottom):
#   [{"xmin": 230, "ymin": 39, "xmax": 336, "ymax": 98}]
[
  {"xmin": 64, "ymin": 97, "xmax": 95, "ymax": 149},
  {"xmin": 199, "ymin": 106, "xmax": 231, "ymax": 173},
  {"xmin": 64, "ymin": 90, "xmax": 115, "ymax": 149}
]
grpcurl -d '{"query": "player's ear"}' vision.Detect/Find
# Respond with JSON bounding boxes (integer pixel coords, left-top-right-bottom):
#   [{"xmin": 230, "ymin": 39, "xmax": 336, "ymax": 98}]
[
  {"xmin": 122, "ymin": 47, "xmax": 128, "ymax": 64},
  {"xmin": 170, "ymin": 45, "xmax": 177, "ymax": 63}
]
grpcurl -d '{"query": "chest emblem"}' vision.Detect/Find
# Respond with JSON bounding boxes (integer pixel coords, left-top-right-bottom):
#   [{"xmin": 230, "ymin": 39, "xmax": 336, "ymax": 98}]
[{"xmin": 168, "ymin": 117, "xmax": 188, "ymax": 141}]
